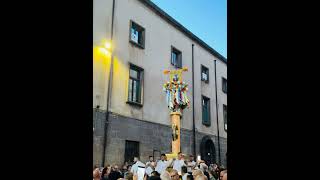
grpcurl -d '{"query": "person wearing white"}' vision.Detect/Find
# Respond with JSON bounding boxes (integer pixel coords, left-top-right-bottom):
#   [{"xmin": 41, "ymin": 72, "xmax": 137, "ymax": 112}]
[
  {"xmin": 172, "ymin": 152, "xmax": 187, "ymax": 175},
  {"xmin": 182, "ymin": 173, "xmax": 188, "ymax": 180},
  {"xmin": 130, "ymin": 157, "xmax": 146, "ymax": 175},
  {"xmin": 145, "ymin": 161, "xmax": 156, "ymax": 176},
  {"xmin": 155, "ymin": 154, "xmax": 167, "ymax": 174}
]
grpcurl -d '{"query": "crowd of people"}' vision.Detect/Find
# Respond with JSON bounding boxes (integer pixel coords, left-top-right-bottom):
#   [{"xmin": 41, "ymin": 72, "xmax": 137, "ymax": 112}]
[{"xmin": 93, "ymin": 152, "xmax": 227, "ymax": 180}]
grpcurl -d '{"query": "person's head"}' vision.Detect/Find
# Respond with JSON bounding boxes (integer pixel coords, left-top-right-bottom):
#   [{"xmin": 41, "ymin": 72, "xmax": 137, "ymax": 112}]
[
  {"xmin": 178, "ymin": 152, "xmax": 183, "ymax": 160},
  {"xmin": 114, "ymin": 165, "xmax": 119, "ymax": 172},
  {"xmin": 149, "ymin": 156, "xmax": 154, "ymax": 162},
  {"xmin": 122, "ymin": 165, "xmax": 128, "ymax": 171},
  {"xmin": 213, "ymin": 164, "xmax": 220, "ymax": 172},
  {"xmin": 208, "ymin": 170, "xmax": 217, "ymax": 179},
  {"xmin": 195, "ymin": 174, "xmax": 207, "ymax": 180},
  {"xmin": 105, "ymin": 166, "xmax": 112, "ymax": 175},
  {"xmin": 93, "ymin": 168, "xmax": 101, "ymax": 179},
  {"xmin": 161, "ymin": 154, "xmax": 166, "ymax": 161},
  {"xmin": 187, "ymin": 174, "xmax": 194, "ymax": 180},
  {"xmin": 151, "ymin": 171, "xmax": 160, "ymax": 177},
  {"xmin": 110, "ymin": 165, "xmax": 114, "ymax": 171},
  {"xmin": 200, "ymin": 163, "xmax": 208, "ymax": 172},
  {"xmin": 101, "ymin": 167, "xmax": 109, "ymax": 177},
  {"xmin": 189, "ymin": 155, "xmax": 194, "ymax": 161},
  {"xmin": 222, "ymin": 172, "xmax": 227, "ymax": 180},
  {"xmin": 219, "ymin": 170, "xmax": 226, "ymax": 180},
  {"xmin": 149, "ymin": 176, "xmax": 162, "ymax": 180},
  {"xmin": 170, "ymin": 169, "xmax": 180, "ymax": 180},
  {"xmin": 181, "ymin": 166, "xmax": 188, "ymax": 175},
  {"xmin": 192, "ymin": 169, "xmax": 203, "ymax": 179},
  {"xmin": 133, "ymin": 157, "xmax": 139, "ymax": 163},
  {"xmin": 160, "ymin": 170, "xmax": 171, "ymax": 180},
  {"xmin": 150, "ymin": 161, "xmax": 156, "ymax": 168},
  {"xmin": 219, "ymin": 168, "xmax": 225, "ymax": 173},
  {"xmin": 127, "ymin": 165, "xmax": 132, "ymax": 172},
  {"xmin": 124, "ymin": 172, "xmax": 133, "ymax": 180}
]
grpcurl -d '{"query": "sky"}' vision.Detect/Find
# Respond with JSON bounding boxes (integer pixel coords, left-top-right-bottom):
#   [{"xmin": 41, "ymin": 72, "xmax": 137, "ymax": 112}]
[{"xmin": 151, "ymin": 0, "xmax": 227, "ymax": 58}]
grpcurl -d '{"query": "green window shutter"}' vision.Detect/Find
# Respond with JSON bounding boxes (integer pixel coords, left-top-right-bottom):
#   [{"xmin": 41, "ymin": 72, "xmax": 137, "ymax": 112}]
[
  {"xmin": 136, "ymin": 80, "xmax": 140, "ymax": 103},
  {"xmin": 202, "ymin": 98, "xmax": 209, "ymax": 125},
  {"xmin": 202, "ymin": 97, "xmax": 211, "ymax": 126}
]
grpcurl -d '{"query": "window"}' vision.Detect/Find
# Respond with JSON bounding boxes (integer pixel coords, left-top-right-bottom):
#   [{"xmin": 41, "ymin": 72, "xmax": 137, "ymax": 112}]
[
  {"xmin": 171, "ymin": 46, "xmax": 182, "ymax": 68},
  {"xmin": 124, "ymin": 140, "xmax": 139, "ymax": 164},
  {"xmin": 128, "ymin": 64, "xmax": 143, "ymax": 106},
  {"xmin": 201, "ymin": 65, "xmax": 209, "ymax": 83},
  {"xmin": 222, "ymin": 78, "xmax": 227, "ymax": 93},
  {"xmin": 223, "ymin": 105, "xmax": 227, "ymax": 132},
  {"xmin": 202, "ymin": 96, "xmax": 211, "ymax": 126},
  {"xmin": 130, "ymin": 21, "xmax": 145, "ymax": 48}
]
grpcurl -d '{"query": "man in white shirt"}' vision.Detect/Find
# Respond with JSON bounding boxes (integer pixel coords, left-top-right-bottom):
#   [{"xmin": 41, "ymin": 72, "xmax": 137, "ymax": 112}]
[
  {"xmin": 130, "ymin": 157, "xmax": 146, "ymax": 175},
  {"xmin": 155, "ymin": 154, "xmax": 167, "ymax": 174},
  {"xmin": 172, "ymin": 152, "xmax": 187, "ymax": 175}
]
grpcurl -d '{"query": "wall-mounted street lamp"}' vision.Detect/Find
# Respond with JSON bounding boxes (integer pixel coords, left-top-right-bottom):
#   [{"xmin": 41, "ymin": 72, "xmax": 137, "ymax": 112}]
[
  {"xmin": 99, "ymin": 40, "xmax": 112, "ymax": 56},
  {"xmin": 104, "ymin": 41, "xmax": 111, "ymax": 50}
]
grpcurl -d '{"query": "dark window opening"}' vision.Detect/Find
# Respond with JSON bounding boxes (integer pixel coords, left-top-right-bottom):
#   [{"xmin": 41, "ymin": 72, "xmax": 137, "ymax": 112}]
[
  {"xmin": 201, "ymin": 65, "xmax": 209, "ymax": 83},
  {"xmin": 222, "ymin": 77, "xmax": 227, "ymax": 93},
  {"xmin": 223, "ymin": 105, "xmax": 227, "ymax": 132},
  {"xmin": 130, "ymin": 21, "xmax": 145, "ymax": 48},
  {"xmin": 202, "ymin": 96, "xmax": 211, "ymax": 126},
  {"xmin": 128, "ymin": 64, "xmax": 143, "ymax": 105},
  {"xmin": 171, "ymin": 47, "xmax": 182, "ymax": 68}
]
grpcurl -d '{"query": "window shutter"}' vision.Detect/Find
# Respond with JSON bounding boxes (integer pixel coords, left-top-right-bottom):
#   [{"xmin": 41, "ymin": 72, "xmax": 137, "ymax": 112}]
[
  {"xmin": 202, "ymin": 103, "xmax": 206, "ymax": 124},
  {"xmin": 136, "ymin": 80, "xmax": 140, "ymax": 103},
  {"xmin": 207, "ymin": 101, "xmax": 211, "ymax": 125}
]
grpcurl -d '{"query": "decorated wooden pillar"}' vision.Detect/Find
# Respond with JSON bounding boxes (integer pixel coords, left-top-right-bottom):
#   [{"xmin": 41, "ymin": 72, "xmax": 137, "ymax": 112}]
[
  {"xmin": 171, "ymin": 111, "xmax": 181, "ymax": 154},
  {"xmin": 163, "ymin": 67, "xmax": 190, "ymax": 159}
]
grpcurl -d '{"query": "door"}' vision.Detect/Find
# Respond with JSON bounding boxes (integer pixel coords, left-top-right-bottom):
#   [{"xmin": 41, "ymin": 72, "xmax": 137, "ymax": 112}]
[
  {"xmin": 200, "ymin": 136, "xmax": 216, "ymax": 165},
  {"xmin": 124, "ymin": 140, "xmax": 139, "ymax": 164}
]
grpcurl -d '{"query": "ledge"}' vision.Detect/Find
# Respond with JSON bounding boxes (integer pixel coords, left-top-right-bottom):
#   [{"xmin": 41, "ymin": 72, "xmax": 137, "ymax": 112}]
[
  {"xmin": 126, "ymin": 101, "xmax": 143, "ymax": 107},
  {"xmin": 129, "ymin": 40, "xmax": 145, "ymax": 49}
]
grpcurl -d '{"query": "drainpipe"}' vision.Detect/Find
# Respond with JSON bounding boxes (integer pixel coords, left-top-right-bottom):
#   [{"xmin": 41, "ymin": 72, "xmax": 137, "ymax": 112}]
[
  {"xmin": 192, "ymin": 44, "xmax": 196, "ymax": 157},
  {"xmin": 214, "ymin": 60, "xmax": 221, "ymax": 164},
  {"xmin": 102, "ymin": 0, "xmax": 116, "ymax": 167}
]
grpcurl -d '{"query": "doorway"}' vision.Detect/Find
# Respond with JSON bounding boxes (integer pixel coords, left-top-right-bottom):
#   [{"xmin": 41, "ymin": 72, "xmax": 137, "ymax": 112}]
[{"xmin": 200, "ymin": 136, "xmax": 216, "ymax": 165}]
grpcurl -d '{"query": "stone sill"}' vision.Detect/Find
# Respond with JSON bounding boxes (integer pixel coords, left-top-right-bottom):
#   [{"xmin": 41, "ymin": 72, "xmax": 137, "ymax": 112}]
[
  {"xmin": 126, "ymin": 101, "xmax": 143, "ymax": 107},
  {"xmin": 129, "ymin": 40, "xmax": 145, "ymax": 49}
]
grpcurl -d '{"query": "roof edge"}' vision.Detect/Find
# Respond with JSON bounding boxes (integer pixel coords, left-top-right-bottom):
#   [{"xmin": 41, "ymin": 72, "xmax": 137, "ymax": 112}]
[{"xmin": 138, "ymin": 0, "xmax": 227, "ymax": 64}]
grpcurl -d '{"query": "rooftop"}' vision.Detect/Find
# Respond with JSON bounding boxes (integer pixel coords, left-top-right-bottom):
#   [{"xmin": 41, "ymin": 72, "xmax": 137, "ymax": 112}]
[{"xmin": 138, "ymin": 0, "xmax": 227, "ymax": 64}]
